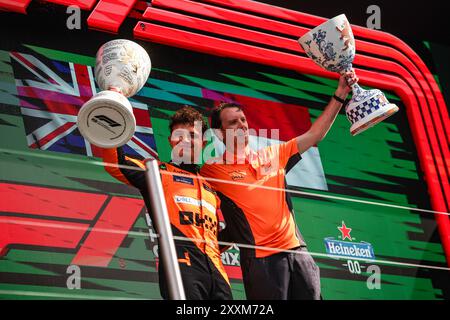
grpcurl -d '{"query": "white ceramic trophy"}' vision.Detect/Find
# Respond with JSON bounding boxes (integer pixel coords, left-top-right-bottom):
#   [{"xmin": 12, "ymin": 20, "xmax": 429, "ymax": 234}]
[
  {"xmin": 77, "ymin": 39, "xmax": 151, "ymax": 148},
  {"xmin": 298, "ymin": 14, "xmax": 398, "ymax": 136}
]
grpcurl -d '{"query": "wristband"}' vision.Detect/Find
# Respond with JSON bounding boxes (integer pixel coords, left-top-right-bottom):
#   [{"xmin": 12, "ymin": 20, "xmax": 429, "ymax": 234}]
[{"xmin": 333, "ymin": 94, "xmax": 346, "ymax": 104}]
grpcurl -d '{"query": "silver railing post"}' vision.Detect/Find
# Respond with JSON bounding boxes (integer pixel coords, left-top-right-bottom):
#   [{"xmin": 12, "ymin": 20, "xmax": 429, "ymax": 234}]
[{"xmin": 144, "ymin": 159, "xmax": 186, "ymax": 300}]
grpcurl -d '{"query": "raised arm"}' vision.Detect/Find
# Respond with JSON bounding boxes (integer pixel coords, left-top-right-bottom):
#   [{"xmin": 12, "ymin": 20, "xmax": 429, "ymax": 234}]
[
  {"xmin": 102, "ymin": 147, "xmax": 147, "ymax": 190},
  {"xmin": 296, "ymin": 70, "xmax": 359, "ymax": 155}
]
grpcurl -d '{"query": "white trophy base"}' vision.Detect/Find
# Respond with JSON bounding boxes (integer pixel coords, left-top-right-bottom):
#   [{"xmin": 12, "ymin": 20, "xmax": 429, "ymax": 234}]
[
  {"xmin": 77, "ymin": 90, "xmax": 136, "ymax": 148},
  {"xmin": 345, "ymin": 85, "xmax": 399, "ymax": 136},
  {"xmin": 350, "ymin": 104, "xmax": 399, "ymax": 136}
]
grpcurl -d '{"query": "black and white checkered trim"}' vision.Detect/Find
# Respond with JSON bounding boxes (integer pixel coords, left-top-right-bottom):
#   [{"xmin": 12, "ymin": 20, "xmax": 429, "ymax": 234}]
[{"xmin": 346, "ymin": 96, "xmax": 383, "ymax": 124}]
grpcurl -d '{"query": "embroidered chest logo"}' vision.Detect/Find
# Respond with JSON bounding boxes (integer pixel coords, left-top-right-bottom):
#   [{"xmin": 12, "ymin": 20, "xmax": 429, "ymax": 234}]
[{"xmin": 228, "ymin": 170, "xmax": 247, "ymax": 181}]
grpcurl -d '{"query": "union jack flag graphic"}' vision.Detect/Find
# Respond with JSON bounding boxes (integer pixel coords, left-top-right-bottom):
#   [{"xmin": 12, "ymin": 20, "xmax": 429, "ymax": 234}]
[{"xmin": 10, "ymin": 50, "xmax": 158, "ymax": 159}]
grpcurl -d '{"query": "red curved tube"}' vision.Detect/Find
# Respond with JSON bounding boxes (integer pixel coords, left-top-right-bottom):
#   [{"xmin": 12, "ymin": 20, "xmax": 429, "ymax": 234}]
[
  {"xmin": 143, "ymin": 5, "xmax": 450, "ymax": 209},
  {"xmin": 201, "ymin": 0, "xmax": 450, "ymax": 142},
  {"xmin": 134, "ymin": 22, "xmax": 450, "ymax": 265}
]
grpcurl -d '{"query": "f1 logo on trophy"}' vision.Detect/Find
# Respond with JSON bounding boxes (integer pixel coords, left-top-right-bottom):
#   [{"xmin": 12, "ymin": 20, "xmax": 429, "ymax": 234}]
[
  {"xmin": 298, "ymin": 14, "xmax": 399, "ymax": 136},
  {"xmin": 77, "ymin": 39, "xmax": 151, "ymax": 148}
]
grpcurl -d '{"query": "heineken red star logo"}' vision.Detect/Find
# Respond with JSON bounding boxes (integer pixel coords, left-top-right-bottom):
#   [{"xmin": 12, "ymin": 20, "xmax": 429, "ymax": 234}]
[
  {"xmin": 324, "ymin": 221, "xmax": 374, "ymax": 260},
  {"xmin": 338, "ymin": 221, "xmax": 353, "ymax": 241}
]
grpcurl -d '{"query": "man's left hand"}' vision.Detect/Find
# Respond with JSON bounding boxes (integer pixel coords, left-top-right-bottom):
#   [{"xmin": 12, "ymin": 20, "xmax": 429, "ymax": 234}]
[{"xmin": 336, "ymin": 69, "xmax": 359, "ymax": 98}]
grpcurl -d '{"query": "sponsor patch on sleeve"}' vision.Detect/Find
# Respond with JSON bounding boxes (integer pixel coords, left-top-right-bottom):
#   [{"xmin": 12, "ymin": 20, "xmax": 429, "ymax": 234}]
[{"xmin": 173, "ymin": 175, "xmax": 194, "ymax": 185}]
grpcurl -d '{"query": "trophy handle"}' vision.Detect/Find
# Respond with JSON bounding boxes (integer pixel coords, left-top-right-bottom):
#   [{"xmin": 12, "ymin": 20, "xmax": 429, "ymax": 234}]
[{"xmin": 350, "ymin": 83, "xmax": 363, "ymax": 96}]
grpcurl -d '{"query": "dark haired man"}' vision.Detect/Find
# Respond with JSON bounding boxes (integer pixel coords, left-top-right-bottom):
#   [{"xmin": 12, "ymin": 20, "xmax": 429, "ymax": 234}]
[
  {"xmin": 201, "ymin": 71, "xmax": 359, "ymax": 300},
  {"xmin": 102, "ymin": 106, "xmax": 232, "ymax": 300}
]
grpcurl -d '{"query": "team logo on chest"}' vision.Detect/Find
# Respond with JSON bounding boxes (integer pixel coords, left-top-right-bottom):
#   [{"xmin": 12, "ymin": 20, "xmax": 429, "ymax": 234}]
[{"xmin": 228, "ymin": 170, "xmax": 247, "ymax": 181}]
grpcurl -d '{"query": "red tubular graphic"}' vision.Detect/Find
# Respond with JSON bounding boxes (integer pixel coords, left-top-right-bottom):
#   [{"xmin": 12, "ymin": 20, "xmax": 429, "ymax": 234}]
[
  {"xmin": 134, "ymin": 23, "xmax": 450, "ymax": 265},
  {"xmin": 0, "ymin": 0, "xmax": 98, "ymax": 13},
  {"xmin": 200, "ymin": 0, "xmax": 450, "ymax": 265},
  {"xmin": 150, "ymin": 1, "xmax": 450, "ymax": 185},
  {"xmin": 151, "ymin": 0, "xmax": 311, "ymax": 36},
  {"xmin": 143, "ymin": 7, "xmax": 300, "ymax": 52},
  {"xmin": 202, "ymin": 0, "xmax": 450, "ymax": 145},
  {"xmin": 143, "ymin": 7, "xmax": 450, "ymax": 207},
  {"xmin": 87, "ymin": 0, "xmax": 137, "ymax": 33},
  {"xmin": 0, "ymin": 0, "xmax": 31, "ymax": 13},
  {"xmin": 42, "ymin": 0, "xmax": 97, "ymax": 10}
]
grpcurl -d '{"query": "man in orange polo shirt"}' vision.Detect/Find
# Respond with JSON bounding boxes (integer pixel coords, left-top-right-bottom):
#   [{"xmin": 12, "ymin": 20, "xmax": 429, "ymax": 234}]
[
  {"xmin": 102, "ymin": 106, "xmax": 232, "ymax": 300},
  {"xmin": 201, "ymin": 71, "xmax": 358, "ymax": 299}
]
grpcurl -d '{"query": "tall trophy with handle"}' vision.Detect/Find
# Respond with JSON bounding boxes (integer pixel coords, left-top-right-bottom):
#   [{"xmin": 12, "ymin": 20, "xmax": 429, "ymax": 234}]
[
  {"xmin": 298, "ymin": 14, "xmax": 398, "ymax": 136},
  {"xmin": 77, "ymin": 39, "xmax": 151, "ymax": 148}
]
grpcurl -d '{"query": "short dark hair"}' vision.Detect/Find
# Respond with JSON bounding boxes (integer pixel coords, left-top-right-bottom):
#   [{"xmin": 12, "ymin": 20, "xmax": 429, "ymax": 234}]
[
  {"xmin": 210, "ymin": 102, "xmax": 242, "ymax": 129},
  {"xmin": 169, "ymin": 106, "xmax": 208, "ymax": 133}
]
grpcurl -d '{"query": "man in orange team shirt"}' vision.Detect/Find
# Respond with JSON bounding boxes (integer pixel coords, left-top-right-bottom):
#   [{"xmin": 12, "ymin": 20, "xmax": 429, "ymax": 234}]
[{"xmin": 201, "ymin": 70, "xmax": 358, "ymax": 299}]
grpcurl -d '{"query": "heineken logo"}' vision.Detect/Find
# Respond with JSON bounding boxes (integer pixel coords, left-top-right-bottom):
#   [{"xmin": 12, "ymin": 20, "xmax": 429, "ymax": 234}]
[{"xmin": 324, "ymin": 221, "xmax": 375, "ymax": 260}]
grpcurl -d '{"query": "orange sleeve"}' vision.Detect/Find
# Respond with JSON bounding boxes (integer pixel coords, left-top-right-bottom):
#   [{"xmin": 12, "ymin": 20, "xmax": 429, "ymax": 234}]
[
  {"xmin": 102, "ymin": 147, "xmax": 149, "ymax": 190},
  {"xmin": 277, "ymin": 138, "xmax": 299, "ymax": 169},
  {"xmin": 101, "ymin": 148, "xmax": 131, "ymax": 185}
]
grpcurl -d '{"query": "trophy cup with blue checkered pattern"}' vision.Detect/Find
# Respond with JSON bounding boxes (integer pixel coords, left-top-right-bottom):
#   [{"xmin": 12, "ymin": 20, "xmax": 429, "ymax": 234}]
[{"xmin": 298, "ymin": 14, "xmax": 398, "ymax": 136}]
